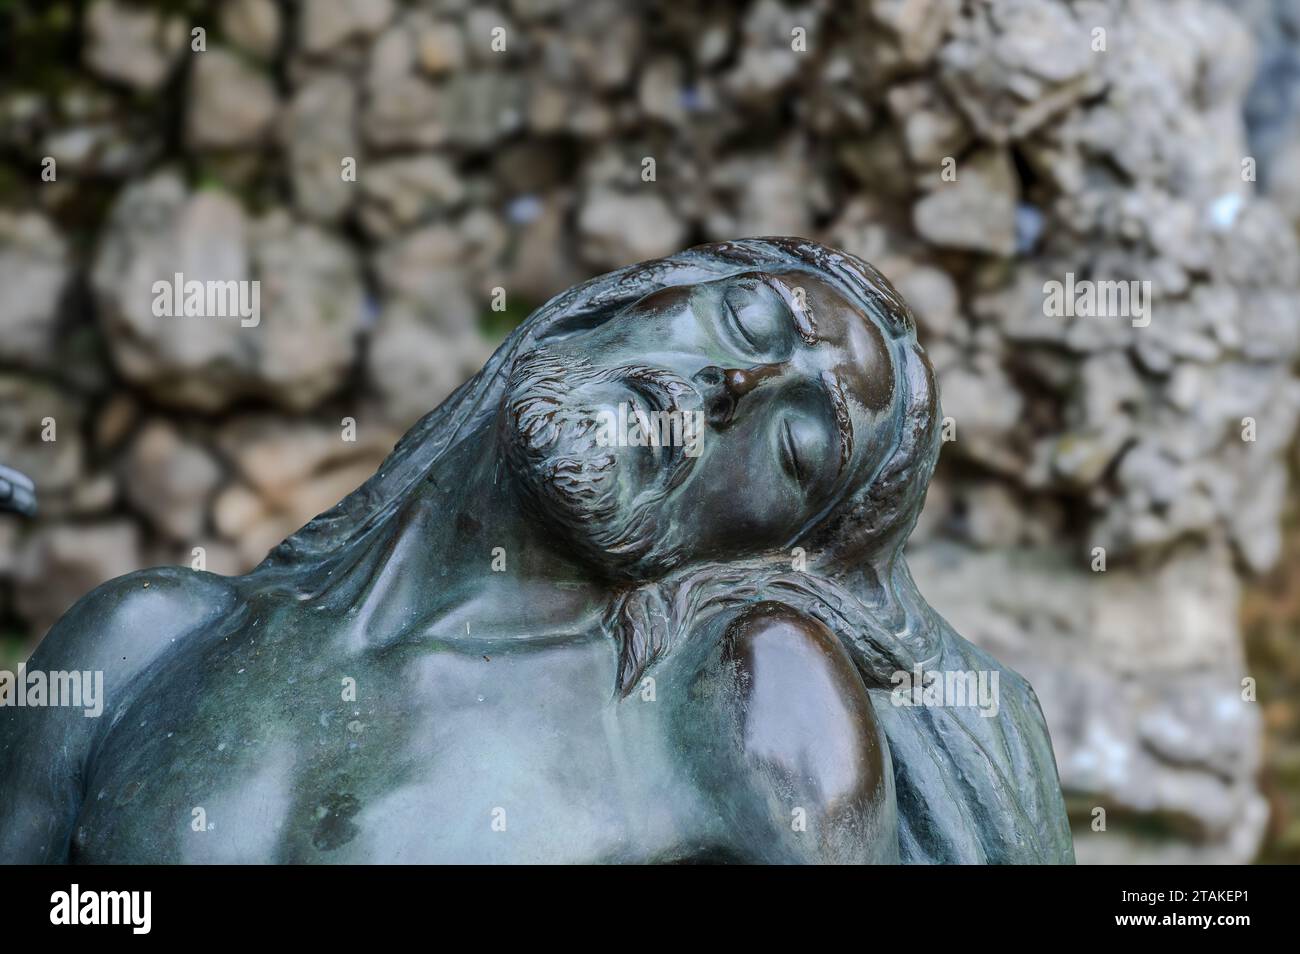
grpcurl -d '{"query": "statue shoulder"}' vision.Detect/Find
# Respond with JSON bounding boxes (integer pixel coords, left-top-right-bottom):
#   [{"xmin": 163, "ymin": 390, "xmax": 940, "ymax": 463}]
[
  {"xmin": 0, "ymin": 568, "xmax": 240, "ymax": 862},
  {"xmin": 671, "ymin": 600, "xmax": 898, "ymax": 862},
  {"xmin": 31, "ymin": 566, "xmax": 240, "ymax": 679}
]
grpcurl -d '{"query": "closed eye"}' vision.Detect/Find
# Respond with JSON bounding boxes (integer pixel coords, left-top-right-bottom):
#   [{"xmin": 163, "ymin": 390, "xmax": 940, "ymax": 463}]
[
  {"xmin": 723, "ymin": 292, "xmax": 759, "ymax": 351},
  {"xmin": 722, "ymin": 281, "xmax": 792, "ymax": 358}
]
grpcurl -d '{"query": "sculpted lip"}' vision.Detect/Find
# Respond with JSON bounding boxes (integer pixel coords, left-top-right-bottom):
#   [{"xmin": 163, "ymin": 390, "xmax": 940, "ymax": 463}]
[
  {"xmin": 614, "ymin": 367, "xmax": 701, "ymax": 491},
  {"xmin": 622, "ymin": 375, "xmax": 671, "ymax": 417},
  {"xmin": 618, "ymin": 366, "xmax": 699, "ymax": 418}
]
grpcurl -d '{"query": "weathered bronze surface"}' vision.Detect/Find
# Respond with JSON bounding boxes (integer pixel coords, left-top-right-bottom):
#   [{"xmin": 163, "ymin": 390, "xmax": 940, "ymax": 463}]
[{"xmin": 0, "ymin": 239, "xmax": 1073, "ymax": 863}]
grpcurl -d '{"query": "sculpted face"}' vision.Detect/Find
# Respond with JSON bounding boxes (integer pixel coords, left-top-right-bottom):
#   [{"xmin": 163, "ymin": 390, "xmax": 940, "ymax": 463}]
[{"xmin": 503, "ymin": 269, "xmax": 898, "ymax": 578}]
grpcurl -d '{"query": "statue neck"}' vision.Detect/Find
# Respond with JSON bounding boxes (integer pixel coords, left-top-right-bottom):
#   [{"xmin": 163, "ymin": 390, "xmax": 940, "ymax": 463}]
[{"xmin": 300, "ymin": 423, "xmax": 609, "ymax": 650}]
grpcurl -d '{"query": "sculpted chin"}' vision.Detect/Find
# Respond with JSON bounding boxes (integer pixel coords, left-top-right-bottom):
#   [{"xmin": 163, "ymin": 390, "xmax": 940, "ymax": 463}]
[{"xmin": 0, "ymin": 238, "xmax": 1074, "ymax": 864}]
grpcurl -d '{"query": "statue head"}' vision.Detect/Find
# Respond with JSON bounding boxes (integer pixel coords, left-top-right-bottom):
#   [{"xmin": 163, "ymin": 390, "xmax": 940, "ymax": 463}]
[
  {"xmin": 499, "ymin": 244, "xmax": 938, "ymax": 581},
  {"xmin": 255, "ymin": 239, "xmax": 941, "ymax": 683}
]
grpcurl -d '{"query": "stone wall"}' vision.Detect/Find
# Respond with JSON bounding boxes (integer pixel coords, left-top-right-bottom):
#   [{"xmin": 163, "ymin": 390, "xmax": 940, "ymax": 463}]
[{"xmin": 1, "ymin": 0, "xmax": 1298, "ymax": 862}]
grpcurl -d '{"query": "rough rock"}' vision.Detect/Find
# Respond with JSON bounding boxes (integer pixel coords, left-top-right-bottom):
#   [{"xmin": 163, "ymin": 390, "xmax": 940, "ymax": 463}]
[
  {"xmin": 912, "ymin": 148, "xmax": 1018, "ymax": 255},
  {"xmin": 371, "ymin": 218, "xmax": 500, "ymax": 331},
  {"xmin": 938, "ymin": 0, "xmax": 1100, "ymax": 142},
  {"xmin": 358, "ymin": 156, "xmax": 466, "ymax": 237},
  {"xmin": 417, "ymin": 20, "xmax": 467, "ymax": 76},
  {"xmin": 0, "ymin": 212, "xmax": 70, "ymax": 369},
  {"xmin": 83, "ymin": 0, "xmax": 187, "ymax": 93},
  {"xmin": 220, "ymin": 0, "xmax": 283, "ymax": 61},
  {"xmin": 186, "ymin": 50, "xmax": 279, "ymax": 150},
  {"xmin": 363, "ymin": 76, "xmax": 445, "ymax": 149},
  {"xmin": 214, "ymin": 416, "xmax": 395, "ymax": 567},
  {"xmin": 578, "ymin": 189, "xmax": 687, "ymax": 268},
  {"xmin": 300, "ymin": 0, "xmax": 396, "ymax": 56},
  {"xmin": 91, "ymin": 172, "xmax": 361, "ymax": 411},
  {"xmin": 121, "ymin": 420, "xmax": 223, "ymax": 542},
  {"xmin": 283, "ymin": 73, "xmax": 359, "ymax": 222},
  {"xmin": 366, "ymin": 305, "xmax": 495, "ymax": 430}
]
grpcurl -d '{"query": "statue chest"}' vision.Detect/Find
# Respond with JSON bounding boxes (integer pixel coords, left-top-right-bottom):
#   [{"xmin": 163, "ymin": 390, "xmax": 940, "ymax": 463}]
[
  {"xmin": 69, "ymin": 618, "xmax": 716, "ymax": 863},
  {"xmin": 68, "ymin": 596, "xmax": 895, "ymax": 863}
]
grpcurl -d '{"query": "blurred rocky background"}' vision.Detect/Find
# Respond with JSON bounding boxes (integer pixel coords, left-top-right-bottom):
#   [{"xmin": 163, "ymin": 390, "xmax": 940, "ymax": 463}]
[{"xmin": 1, "ymin": 0, "xmax": 1299, "ymax": 863}]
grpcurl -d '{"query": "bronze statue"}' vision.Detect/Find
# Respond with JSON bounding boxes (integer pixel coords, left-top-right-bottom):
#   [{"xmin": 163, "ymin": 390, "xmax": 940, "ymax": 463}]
[{"xmin": 0, "ymin": 239, "xmax": 1073, "ymax": 863}]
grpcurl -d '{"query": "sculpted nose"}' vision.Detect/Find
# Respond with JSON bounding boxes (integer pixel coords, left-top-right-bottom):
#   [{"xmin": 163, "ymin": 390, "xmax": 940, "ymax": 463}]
[{"xmin": 693, "ymin": 363, "xmax": 782, "ymax": 428}]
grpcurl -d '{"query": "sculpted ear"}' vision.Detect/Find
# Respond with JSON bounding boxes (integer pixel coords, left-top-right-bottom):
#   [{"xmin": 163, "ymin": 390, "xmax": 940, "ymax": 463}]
[{"xmin": 719, "ymin": 601, "xmax": 896, "ymax": 862}]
